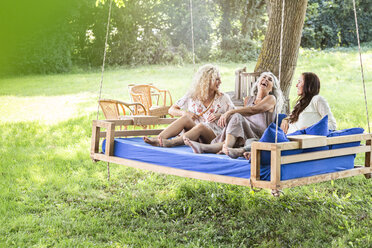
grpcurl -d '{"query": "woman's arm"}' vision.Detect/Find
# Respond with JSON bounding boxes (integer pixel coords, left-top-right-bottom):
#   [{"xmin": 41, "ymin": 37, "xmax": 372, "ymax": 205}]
[
  {"xmin": 232, "ymin": 95, "xmax": 276, "ymax": 116},
  {"xmin": 218, "ymin": 95, "xmax": 276, "ymax": 127},
  {"xmin": 169, "ymin": 104, "xmax": 199, "ymax": 120}
]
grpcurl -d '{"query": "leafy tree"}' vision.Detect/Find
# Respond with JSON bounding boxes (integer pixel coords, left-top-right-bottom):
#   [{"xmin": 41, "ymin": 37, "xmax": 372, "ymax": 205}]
[{"xmin": 301, "ymin": 0, "xmax": 372, "ymax": 48}]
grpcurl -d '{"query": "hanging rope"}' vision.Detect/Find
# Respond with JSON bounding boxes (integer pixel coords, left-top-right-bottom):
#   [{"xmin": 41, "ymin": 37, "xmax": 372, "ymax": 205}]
[
  {"xmin": 352, "ymin": 0, "xmax": 370, "ymax": 133},
  {"xmin": 275, "ymin": 0, "xmax": 285, "ymax": 143},
  {"xmin": 96, "ymin": 0, "xmax": 113, "ymax": 120},
  {"xmin": 189, "ymin": 0, "xmax": 196, "ymax": 71}
]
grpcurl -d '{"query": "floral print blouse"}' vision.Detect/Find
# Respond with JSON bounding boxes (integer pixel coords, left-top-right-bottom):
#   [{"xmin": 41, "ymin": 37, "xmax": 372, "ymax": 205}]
[{"xmin": 175, "ymin": 92, "xmax": 235, "ymax": 136}]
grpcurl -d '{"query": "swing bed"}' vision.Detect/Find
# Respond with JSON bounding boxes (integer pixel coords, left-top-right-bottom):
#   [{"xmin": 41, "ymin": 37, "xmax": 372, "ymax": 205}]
[
  {"xmin": 90, "ymin": 116, "xmax": 371, "ymax": 195},
  {"xmin": 91, "ymin": 0, "xmax": 371, "ymax": 196}
]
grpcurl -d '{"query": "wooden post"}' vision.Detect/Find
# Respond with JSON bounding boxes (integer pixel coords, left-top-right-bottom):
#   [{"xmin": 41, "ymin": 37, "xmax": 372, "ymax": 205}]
[
  {"xmin": 241, "ymin": 74, "xmax": 247, "ymax": 99},
  {"xmin": 365, "ymin": 139, "xmax": 371, "ymax": 179},
  {"xmin": 250, "ymin": 147, "xmax": 261, "ymax": 181},
  {"xmin": 91, "ymin": 121, "xmax": 101, "ymax": 159},
  {"xmin": 105, "ymin": 122, "xmax": 116, "ymax": 156},
  {"xmin": 107, "ymin": 162, "xmax": 110, "ymax": 181},
  {"xmin": 271, "ymin": 145, "xmax": 281, "ymax": 189}
]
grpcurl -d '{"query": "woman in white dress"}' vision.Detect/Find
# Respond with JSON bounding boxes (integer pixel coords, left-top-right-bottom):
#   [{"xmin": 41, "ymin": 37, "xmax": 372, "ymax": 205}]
[
  {"xmin": 144, "ymin": 64, "xmax": 235, "ymax": 147},
  {"xmin": 281, "ymin": 72, "xmax": 336, "ymax": 133}
]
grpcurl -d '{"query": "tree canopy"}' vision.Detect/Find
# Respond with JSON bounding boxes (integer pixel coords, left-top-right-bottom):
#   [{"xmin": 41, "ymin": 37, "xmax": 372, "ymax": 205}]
[{"xmin": 0, "ymin": 0, "xmax": 370, "ymax": 75}]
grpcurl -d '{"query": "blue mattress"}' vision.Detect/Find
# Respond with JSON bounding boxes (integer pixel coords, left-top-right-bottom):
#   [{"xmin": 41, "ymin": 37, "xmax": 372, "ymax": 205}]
[{"xmin": 102, "ymin": 137, "xmax": 355, "ymax": 181}]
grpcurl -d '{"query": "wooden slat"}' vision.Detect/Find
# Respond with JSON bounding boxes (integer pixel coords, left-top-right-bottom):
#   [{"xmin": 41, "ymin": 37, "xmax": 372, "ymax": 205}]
[
  {"xmin": 92, "ymin": 119, "xmax": 113, "ymax": 129},
  {"xmin": 271, "ymin": 147, "xmax": 281, "ymax": 188},
  {"xmin": 287, "ymin": 135, "xmax": 327, "ymax": 148},
  {"xmin": 101, "ymin": 117, "xmax": 177, "ymax": 126},
  {"xmin": 92, "ymin": 153, "xmax": 251, "ymax": 187},
  {"xmin": 277, "ymin": 141, "xmax": 301, "ymax": 150},
  {"xmin": 235, "ymin": 69, "xmax": 241, "ymax": 100},
  {"xmin": 326, "ymin": 133, "xmax": 371, "ymax": 145},
  {"xmin": 250, "ymin": 180, "xmax": 273, "ymax": 189},
  {"xmin": 280, "ymin": 167, "xmax": 372, "ymax": 189},
  {"xmin": 281, "ymin": 145, "xmax": 371, "ymax": 165},
  {"xmin": 99, "ymin": 129, "xmax": 164, "ymax": 138},
  {"xmin": 251, "ymin": 142, "xmax": 276, "ymax": 151}
]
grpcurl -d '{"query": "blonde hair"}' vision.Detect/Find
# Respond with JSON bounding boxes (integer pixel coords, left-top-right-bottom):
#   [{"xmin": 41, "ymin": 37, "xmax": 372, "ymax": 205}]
[
  {"xmin": 188, "ymin": 64, "xmax": 221, "ymax": 101},
  {"xmin": 251, "ymin": 71, "xmax": 284, "ymax": 113}
]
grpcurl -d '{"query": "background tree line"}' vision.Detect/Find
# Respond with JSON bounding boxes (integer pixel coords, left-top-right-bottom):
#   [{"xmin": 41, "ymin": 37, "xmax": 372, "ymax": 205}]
[{"xmin": 0, "ymin": 0, "xmax": 370, "ymax": 75}]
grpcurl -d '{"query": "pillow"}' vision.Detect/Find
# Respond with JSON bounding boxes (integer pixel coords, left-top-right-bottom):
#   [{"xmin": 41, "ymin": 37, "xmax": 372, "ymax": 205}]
[
  {"xmin": 328, "ymin": 127, "xmax": 364, "ymax": 149},
  {"xmin": 287, "ymin": 115, "xmax": 329, "ymax": 136},
  {"xmin": 287, "ymin": 115, "xmax": 330, "ymax": 153},
  {"xmin": 258, "ymin": 123, "xmax": 302, "ymax": 165},
  {"xmin": 305, "ymin": 115, "xmax": 329, "ymax": 136}
]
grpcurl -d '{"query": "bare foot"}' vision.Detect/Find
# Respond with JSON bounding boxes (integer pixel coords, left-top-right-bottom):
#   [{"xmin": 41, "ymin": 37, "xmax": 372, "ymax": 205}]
[
  {"xmin": 143, "ymin": 136, "xmax": 161, "ymax": 146},
  {"xmin": 158, "ymin": 136, "xmax": 163, "ymax": 147},
  {"xmin": 222, "ymin": 144, "xmax": 245, "ymax": 159},
  {"xmin": 160, "ymin": 138, "xmax": 173, "ymax": 147},
  {"xmin": 183, "ymin": 137, "xmax": 203, "ymax": 153},
  {"xmin": 243, "ymin": 152, "xmax": 251, "ymax": 160}
]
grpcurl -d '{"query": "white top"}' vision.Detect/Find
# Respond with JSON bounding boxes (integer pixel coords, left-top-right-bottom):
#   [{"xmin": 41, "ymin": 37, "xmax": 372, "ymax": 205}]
[
  {"xmin": 175, "ymin": 92, "xmax": 235, "ymax": 136},
  {"xmin": 288, "ymin": 95, "xmax": 337, "ymax": 134}
]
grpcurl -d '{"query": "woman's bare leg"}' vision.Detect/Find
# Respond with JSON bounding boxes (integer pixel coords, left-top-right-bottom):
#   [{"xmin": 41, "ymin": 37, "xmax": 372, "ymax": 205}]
[
  {"xmin": 159, "ymin": 115, "xmax": 196, "ymax": 138},
  {"xmin": 144, "ymin": 115, "xmax": 195, "ymax": 146},
  {"xmin": 161, "ymin": 123, "xmax": 216, "ymax": 147},
  {"xmin": 184, "ymin": 138, "xmax": 224, "ymax": 154},
  {"xmin": 221, "ymin": 134, "xmax": 238, "ymax": 157},
  {"xmin": 224, "ymin": 134, "xmax": 237, "ymax": 148}
]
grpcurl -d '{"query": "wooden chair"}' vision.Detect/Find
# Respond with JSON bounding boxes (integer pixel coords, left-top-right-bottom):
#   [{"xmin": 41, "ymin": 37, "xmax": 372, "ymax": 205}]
[
  {"xmin": 234, "ymin": 68, "xmax": 260, "ymax": 106},
  {"xmin": 99, "ymin": 99, "xmax": 148, "ymax": 130},
  {"xmin": 129, "ymin": 84, "xmax": 173, "ymax": 117}
]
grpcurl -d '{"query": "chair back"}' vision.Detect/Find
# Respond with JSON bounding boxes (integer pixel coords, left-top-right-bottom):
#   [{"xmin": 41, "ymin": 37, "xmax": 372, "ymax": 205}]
[
  {"xmin": 99, "ymin": 100, "xmax": 120, "ymax": 119},
  {"xmin": 130, "ymin": 84, "xmax": 152, "ymax": 110}
]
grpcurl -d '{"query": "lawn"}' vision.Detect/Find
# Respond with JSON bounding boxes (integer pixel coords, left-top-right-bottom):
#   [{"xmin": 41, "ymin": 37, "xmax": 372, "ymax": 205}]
[{"xmin": 0, "ymin": 46, "xmax": 371, "ymax": 247}]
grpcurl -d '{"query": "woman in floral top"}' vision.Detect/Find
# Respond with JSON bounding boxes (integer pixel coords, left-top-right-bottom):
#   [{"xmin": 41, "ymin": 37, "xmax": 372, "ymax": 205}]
[{"xmin": 144, "ymin": 64, "xmax": 235, "ymax": 147}]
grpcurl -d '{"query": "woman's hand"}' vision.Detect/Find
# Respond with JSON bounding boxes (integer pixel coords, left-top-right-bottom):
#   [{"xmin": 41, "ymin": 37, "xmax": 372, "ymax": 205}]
[
  {"xmin": 280, "ymin": 119, "xmax": 289, "ymax": 134},
  {"xmin": 183, "ymin": 111, "xmax": 199, "ymax": 121},
  {"xmin": 207, "ymin": 113, "xmax": 221, "ymax": 123},
  {"xmin": 218, "ymin": 111, "xmax": 232, "ymax": 127}
]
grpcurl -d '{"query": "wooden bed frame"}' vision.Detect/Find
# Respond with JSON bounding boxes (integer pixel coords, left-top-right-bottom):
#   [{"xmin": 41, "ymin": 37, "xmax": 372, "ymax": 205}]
[{"xmin": 90, "ymin": 116, "xmax": 371, "ymax": 196}]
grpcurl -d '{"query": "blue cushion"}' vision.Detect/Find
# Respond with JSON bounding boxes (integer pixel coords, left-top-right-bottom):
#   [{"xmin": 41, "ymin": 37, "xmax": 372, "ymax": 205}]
[
  {"xmin": 276, "ymin": 113, "xmax": 287, "ymax": 127},
  {"xmin": 287, "ymin": 115, "xmax": 330, "ymax": 153},
  {"xmin": 327, "ymin": 128, "xmax": 364, "ymax": 149},
  {"xmin": 287, "ymin": 129, "xmax": 305, "ymax": 136},
  {"xmin": 259, "ymin": 123, "xmax": 302, "ymax": 165}
]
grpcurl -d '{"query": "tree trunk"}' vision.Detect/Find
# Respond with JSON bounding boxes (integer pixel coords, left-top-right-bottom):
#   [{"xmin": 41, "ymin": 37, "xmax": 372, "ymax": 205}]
[{"xmin": 255, "ymin": 0, "xmax": 308, "ymax": 113}]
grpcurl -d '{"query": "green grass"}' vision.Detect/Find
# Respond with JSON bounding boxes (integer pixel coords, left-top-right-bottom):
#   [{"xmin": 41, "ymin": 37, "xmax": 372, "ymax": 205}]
[{"xmin": 0, "ymin": 48, "xmax": 371, "ymax": 247}]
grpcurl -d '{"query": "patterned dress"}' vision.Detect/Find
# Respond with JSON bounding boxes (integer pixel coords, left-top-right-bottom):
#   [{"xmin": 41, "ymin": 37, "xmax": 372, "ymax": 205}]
[{"xmin": 175, "ymin": 92, "xmax": 235, "ymax": 136}]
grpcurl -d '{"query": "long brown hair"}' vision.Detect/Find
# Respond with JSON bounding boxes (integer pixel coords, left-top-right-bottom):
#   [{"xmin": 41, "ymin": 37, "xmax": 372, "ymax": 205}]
[{"xmin": 289, "ymin": 72, "xmax": 320, "ymax": 123}]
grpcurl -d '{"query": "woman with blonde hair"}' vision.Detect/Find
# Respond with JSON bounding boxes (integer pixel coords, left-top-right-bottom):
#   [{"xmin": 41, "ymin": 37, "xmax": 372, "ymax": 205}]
[
  {"xmin": 184, "ymin": 71, "xmax": 284, "ymax": 156},
  {"xmin": 144, "ymin": 64, "xmax": 235, "ymax": 147}
]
